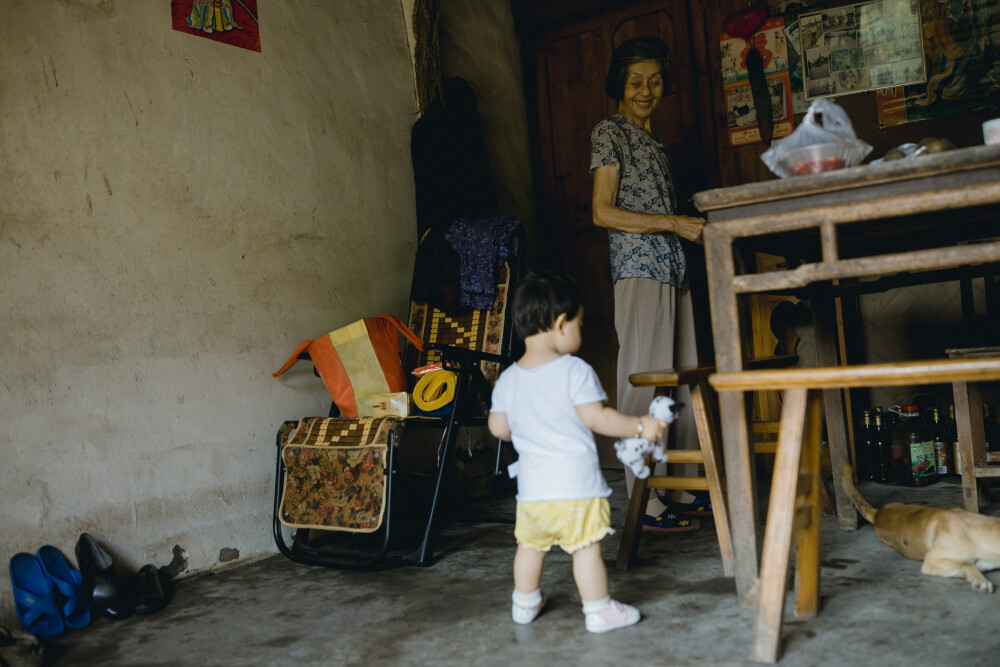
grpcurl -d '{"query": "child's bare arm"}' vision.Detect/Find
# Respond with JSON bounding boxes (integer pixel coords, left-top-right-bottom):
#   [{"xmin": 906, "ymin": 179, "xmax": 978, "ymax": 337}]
[
  {"xmin": 488, "ymin": 412, "xmax": 512, "ymax": 441},
  {"xmin": 576, "ymin": 402, "xmax": 666, "ymax": 441}
]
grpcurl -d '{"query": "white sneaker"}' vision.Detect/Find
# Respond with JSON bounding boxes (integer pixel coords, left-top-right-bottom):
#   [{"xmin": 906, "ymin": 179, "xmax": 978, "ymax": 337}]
[
  {"xmin": 584, "ymin": 599, "xmax": 640, "ymax": 633},
  {"xmin": 512, "ymin": 592, "xmax": 546, "ymax": 625}
]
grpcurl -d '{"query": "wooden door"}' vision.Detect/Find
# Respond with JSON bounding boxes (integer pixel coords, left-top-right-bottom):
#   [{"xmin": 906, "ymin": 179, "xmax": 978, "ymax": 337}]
[{"xmin": 532, "ymin": 1, "xmax": 709, "ymax": 440}]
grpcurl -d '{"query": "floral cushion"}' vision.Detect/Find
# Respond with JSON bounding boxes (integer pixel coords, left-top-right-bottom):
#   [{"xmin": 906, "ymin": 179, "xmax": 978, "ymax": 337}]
[{"xmin": 279, "ymin": 417, "xmax": 400, "ymax": 533}]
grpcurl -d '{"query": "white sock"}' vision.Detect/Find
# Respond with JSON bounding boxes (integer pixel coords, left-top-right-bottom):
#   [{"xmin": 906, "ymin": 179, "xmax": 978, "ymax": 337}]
[
  {"xmin": 512, "ymin": 588, "xmax": 542, "ymax": 608},
  {"xmin": 581, "ymin": 595, "xmax": 611, "ymax": 614}
]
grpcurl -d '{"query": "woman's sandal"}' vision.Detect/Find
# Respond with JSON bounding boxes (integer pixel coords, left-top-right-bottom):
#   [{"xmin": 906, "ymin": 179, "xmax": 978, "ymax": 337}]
[
  {"xmin": 642, "ymin": 514, "xmax": 701, "ymax": 534},
  {"xmin": 37, "ymin": 545, "xmax": 91, "ymax": 630},
  {"xmin": 657, "ymin": 494, "xmax": 714, "ymax": 517},
  {"xmin": 9, "ymin": 553, "xmax": 65, "ymax": 638}
]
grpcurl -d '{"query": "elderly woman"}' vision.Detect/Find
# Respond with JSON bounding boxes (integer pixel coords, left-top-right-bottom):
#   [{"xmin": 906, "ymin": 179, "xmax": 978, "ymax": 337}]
[{"xmin": 590, "ymin": 36, "xmax": 707, "ymax": 533}]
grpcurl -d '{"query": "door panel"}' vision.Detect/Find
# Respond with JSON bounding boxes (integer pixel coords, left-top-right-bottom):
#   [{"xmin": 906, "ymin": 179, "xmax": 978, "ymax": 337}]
[{"xmin": 540, "ymin": 29, "xmax": 607, "ymax": 237}]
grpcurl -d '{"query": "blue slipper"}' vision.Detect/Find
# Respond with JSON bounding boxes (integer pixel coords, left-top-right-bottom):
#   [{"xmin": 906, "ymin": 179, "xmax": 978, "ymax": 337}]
[
  {"xmin": 37, "ymin": 546, "xmax": 91, "ymax": 630},
  {"xmin": 9, "ymin": 553, "xmax": 64, "ymax": 637}
]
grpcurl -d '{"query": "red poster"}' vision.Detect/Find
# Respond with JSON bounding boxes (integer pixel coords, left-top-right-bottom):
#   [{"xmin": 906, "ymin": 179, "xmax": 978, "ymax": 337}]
[
  {"xmin": 721, "ymin": 17, "xmax": 795, "ymax": 146},
  {"xmin": 171, "ymin": 1, "xmax": 260, "ymax": 53}
]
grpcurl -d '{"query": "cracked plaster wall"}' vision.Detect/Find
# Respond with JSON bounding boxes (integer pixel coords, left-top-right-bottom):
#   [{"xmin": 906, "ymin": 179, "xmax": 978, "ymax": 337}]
[{"xmin": 0, "ymin": 0, "xmax": 419, "ymax": 622}]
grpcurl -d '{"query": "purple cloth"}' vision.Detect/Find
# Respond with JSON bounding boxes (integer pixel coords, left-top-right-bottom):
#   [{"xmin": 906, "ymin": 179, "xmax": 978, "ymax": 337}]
[{"xmin": 445, "ymin": 217, "xmax": 522, "ymax": 310}]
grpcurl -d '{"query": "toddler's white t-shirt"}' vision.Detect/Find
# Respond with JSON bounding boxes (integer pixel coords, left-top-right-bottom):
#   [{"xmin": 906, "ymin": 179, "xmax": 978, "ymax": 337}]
[{"xmin": 490, "ymin": 354, "xmax": 612, "ymax": 502}]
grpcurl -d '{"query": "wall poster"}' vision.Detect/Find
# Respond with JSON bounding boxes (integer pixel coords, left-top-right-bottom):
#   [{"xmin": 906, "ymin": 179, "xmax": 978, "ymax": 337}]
[
  {"xmin": 721, "ymin": 17, "xmax": 795, "ymax": 147},
  {"xmin": 800, "ymin": 0, "xmax": 925, "ymax": 99},
  {"xmin": 171, "ymin": 0, "xmax": 261, "ymax": 53},
  {"xmin": 877, "ymin": 0, "xmax": 1000, "ymax": 127}
]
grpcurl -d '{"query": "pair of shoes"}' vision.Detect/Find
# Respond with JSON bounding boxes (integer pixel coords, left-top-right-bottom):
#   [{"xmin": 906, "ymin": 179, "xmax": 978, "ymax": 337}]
[
  {"xmin": 37, "ymin": 546, "xmax": 91, "ymax": 630},
  {"xmin": 75, "ymin": 533, "xmax": 133, "ymax": 621},
  {"xmin": 584, "ymin": 599, "xmax": 640, "ymax": 633},
  {"xmin": 8, "ymin": 546, "xmax": 91, "ymax": 637},
  {"xmin": 9, "ymin": 553, "xmax": 65, "ymax": 637},
  {"xmin": 642, "ymin": 513, "xmax": 701, "ymax": 533},
  {"xmin": 511, "ymin": 590, "xmax": 546, "ymax": 625},
  {"xmin": 74, "ymin": 534, "xmax": 173, "ymax": 620},
  {"xmin": 132, "ymin": 565, "xmax": 172, "ymax": 616},
  {"xmin": 656, "ymin": 494, "xmax": 714, "ymax": 517}
]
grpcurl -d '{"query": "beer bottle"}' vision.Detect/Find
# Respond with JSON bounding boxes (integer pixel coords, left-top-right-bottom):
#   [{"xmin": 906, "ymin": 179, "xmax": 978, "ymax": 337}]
[
  {"xmin": 931, "ymin": 407, "xmax": 951, "ymax": 475},
  {"xmin": 984, "ymin": 402, "xmax": 997, "ymax": 456},
  {"xmin": 949, "ymin": 404, "xmax": 962, "ymax": 476},
  {"xmin": 873, "ymin": 411, "xmax": 893, "ymax": 483},
  {"xmin": 856, "ymin": 410, "xmax": 872, "ymax": 480}
]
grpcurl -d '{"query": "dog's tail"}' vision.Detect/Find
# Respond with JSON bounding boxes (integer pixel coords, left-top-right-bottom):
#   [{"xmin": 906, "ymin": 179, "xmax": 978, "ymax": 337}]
[{"xmin": 840, "ymin": 463, "xmax": 877, "ymax": 524}]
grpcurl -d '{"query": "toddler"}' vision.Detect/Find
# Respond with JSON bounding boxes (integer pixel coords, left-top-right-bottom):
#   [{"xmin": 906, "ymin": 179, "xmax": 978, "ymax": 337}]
[{"xmin": 488, "ymin": 272, "xmax": 667, "ymax": 633}]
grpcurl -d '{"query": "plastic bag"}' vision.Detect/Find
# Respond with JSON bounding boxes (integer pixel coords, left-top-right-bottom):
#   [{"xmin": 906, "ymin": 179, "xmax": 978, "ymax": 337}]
[{"xmin": 761, "ymin": 98, "xmax": 872, "ymax": 178}]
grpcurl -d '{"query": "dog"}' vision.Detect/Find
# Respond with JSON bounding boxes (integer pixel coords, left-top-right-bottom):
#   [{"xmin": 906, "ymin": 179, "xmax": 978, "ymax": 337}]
[
  {"xmin": 614, "ymin": 396, "xmax": 682, "ymax": 480},
  {"xmin": 842, "ymin": 463, "xmax": 1000, "ymax": 592}
]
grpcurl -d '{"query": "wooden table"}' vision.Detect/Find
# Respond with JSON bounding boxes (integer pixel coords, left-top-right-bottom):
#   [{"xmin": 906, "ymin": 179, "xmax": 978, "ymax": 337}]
[{"xmin": 693, "ymin": 144, "xmax": 1000, "ymax": 606}]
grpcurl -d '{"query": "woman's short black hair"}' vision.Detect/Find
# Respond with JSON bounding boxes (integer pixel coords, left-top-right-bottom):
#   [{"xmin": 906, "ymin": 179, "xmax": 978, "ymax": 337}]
[
  {"xmin": 511, "ymin": 271, "xmax": 582, "ymax": 339},
  {"xmin": 604, "ymin": 36, "xmax": 672, "ymax": 100}
]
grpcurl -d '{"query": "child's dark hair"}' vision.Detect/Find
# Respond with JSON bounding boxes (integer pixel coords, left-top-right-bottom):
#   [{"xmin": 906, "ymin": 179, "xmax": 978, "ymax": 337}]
[{"xmin": 511, "ymin": 271, "xmax": 582, "ymax": 339}]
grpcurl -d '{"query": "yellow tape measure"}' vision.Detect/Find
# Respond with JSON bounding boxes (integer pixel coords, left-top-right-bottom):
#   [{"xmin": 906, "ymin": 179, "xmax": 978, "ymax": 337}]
[{"xmin": 413, "ymin": 370, "xmax": 457, "ymax": 411}]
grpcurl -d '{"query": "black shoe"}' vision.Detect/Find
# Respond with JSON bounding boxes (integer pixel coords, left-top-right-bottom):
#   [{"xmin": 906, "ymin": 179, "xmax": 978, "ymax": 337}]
[
  {"xmin": 74, "ymin": 533, "xmax": 133, "ymax": 621},
  {"xmin": 132, "ymin": 565, "xmax": 172, "ymax": 616}
]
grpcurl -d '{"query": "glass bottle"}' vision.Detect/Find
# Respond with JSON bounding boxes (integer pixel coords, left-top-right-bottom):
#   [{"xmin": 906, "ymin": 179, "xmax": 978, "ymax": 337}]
[
  {"xmin": 984, "ymin": 402, "xmax": 998, "ymax": 457},
  {"xmin": 931, "ymin": 407, "xmax": 952, "ymax": 475},
  {"xmin": 874, "ymin": 406, "xmax": 894, "ymax": 444},
  {"xmin": 856, "ymin": 410, "xmax": 872, "ymax": 480},
  {"xmin": 890, "ymin": 404, "xmax": 939, "ymax": 487},
  {"xmin": 873, "ymin": 411, "xmax": 893, "ymax": 483},
  {"xmin": 949, "ymin": 403, "xmax": 962, "ymax": 476}
]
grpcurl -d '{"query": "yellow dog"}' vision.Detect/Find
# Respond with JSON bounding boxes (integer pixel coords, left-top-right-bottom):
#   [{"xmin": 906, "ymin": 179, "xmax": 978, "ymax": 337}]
[{"xmin": 842, "ymin": 463, "xmax": 1000, "ymax": 593}]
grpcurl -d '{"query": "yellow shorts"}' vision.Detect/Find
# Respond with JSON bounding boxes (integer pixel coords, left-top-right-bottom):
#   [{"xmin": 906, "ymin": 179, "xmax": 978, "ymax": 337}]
[{"xmin": 514, "ymin": 497, "xmax": 614, "ymax": 554}]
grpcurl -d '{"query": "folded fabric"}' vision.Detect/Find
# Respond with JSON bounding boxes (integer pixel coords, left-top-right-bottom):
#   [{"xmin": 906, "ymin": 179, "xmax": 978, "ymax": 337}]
[{"xmin": 445, "ymin": 217, "xmax": 522, "ymax": 310}]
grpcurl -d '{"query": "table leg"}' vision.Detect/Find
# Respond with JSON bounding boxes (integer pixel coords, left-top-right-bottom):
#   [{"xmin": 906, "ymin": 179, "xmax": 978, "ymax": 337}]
[
  {"xmin": 705, "ymin": 227, "xmax": 759, "ymax": 607},
  {"xmin": 810, "ymin": 287, "xmax": 858, "ymax": 530},
  {"xmin": 750, "ymin": 387, "xmax": 809, "ymax": 664}
]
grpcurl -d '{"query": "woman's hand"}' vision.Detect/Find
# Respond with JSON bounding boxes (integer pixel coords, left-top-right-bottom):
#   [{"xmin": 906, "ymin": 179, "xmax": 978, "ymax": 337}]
[{"xmin": 672, "ymin": 215, "xmax": 705, "ymax": 244}]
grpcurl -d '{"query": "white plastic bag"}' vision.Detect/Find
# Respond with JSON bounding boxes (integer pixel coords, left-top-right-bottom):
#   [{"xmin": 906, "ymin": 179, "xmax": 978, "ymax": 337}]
[{"xmin": 761, "ymin": 98, "xmax": 872, "ymax": 178}]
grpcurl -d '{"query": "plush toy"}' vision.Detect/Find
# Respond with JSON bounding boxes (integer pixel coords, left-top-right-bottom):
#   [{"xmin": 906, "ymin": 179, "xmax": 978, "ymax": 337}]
[{"xmin": 614, "ymin": 396, "xmax": 683, "ymax": 480}]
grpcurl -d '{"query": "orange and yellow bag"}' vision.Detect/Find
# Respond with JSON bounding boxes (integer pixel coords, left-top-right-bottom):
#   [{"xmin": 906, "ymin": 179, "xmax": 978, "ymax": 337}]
[{"xmin": 273, "ymin": 315, "xmax": 423, "ymax": 418}]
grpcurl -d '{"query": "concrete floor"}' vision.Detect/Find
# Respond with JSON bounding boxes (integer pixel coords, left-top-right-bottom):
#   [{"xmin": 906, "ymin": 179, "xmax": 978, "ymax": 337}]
[{"xmin": 43, "ymin": 471, "xmax": 1000, "ymax": 666}]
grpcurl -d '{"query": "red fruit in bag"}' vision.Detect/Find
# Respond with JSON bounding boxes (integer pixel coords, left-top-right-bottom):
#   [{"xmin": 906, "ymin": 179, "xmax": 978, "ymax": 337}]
[{"xmin": 789, "ymin": 157, "xmax": 846, "ymax": 176}]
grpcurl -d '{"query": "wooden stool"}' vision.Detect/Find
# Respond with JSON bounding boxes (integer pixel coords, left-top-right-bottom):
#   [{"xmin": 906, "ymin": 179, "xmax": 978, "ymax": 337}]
[
  {"xmin": 947, "ymin": 346, "xmax": 1000, "ymax": 513},
  {"xmin": 616, "ymin": 355, "xmax": 799, "ymax": 574},
  {"xmin": 616, "ymin": 365, "xmax": 734, "ymax": 574},
  {"xmin": 710, "ymin": 357, "xmax": 1000, "ymax": 664}
]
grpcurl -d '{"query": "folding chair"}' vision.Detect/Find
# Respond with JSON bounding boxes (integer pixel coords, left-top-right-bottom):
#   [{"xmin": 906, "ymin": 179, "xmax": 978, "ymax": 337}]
[{"xmin": 272, "ymin": 222, "xmax": 524, "ymax": 569}]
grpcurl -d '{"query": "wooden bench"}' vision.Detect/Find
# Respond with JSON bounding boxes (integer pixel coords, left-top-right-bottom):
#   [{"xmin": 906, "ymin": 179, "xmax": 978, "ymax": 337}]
[
  {"xmin": 709, "ymin": 357, "xmax": 1000, "ymax": 664},
  {"xmin": 616, "ymin": 355, "xmax": 798, "ymax": 574}
]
